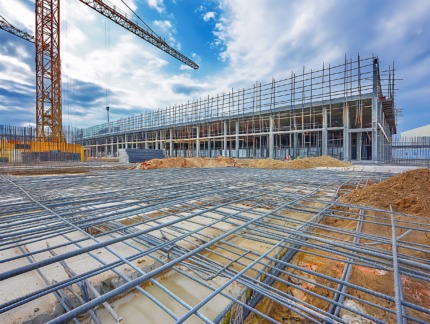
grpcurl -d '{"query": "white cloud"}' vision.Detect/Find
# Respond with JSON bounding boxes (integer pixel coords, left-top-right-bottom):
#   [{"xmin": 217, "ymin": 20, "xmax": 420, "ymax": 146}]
[
  {"xmin": 203, "ymin": 11, "xmax": 216, "ymax": 22},
  {"xmin": 210, "ymin": 0, "xmax": 341, "ymax": 85},
  {"xmin": 180, "ymin": 65, "xmax": 193, "ymax": 71},
  {"xmin": 375, "ymin": 1, "xmax": 430, "ymax": 45},
  {"xmin": 0, "ymin": 1, "xmax": 34, "ymax": 33},
  {"xmin": 153, "ymin": 20, "xmax": 173, "ymax": 33},
  {"xmin": 147, "ymin": 0, "xmax": 165, "ymax": 13},
  {"xmin": 0, "ymin": 52, "xmax": 33, "ymax": 86},
  {"xmin": 153, "ymin": 19, "xmax": 181, "ymax": 50}
]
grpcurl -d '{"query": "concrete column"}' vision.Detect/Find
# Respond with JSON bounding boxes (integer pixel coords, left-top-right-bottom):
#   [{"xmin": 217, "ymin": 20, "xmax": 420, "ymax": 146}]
[
  {"xmin": 95, "ymin": 140, "xmax": 98, "ymax": 157},
  {"xmin": 343, "ymin": 104, "xmax": 350, "ymax": 161},
  {"xmin": 169, "ymin": 129, "xmax": 173, "ymax": 157},
  {"xmin": 208, "ymin": 126, "xmax": 212, "ymax": 158},
  {"xmin": 144, "ymin": 132, "xmax": 149, "ymax": 149},
  {"xmin": 293, "ymin": 111, "xmax": 298, "ymax": 157},
  {"xmin": 235, "ymin": 120, "xmax": 240, "ymax": 158},
  {"xmin": 269, "ymin": 115, "xmax": 274, "ymax": 159},
  {"xmin": 371, "ymin": 99, "xmax": 379, "ymax": 162},
  {"xmin": 372, "ymin": 58, "xmax": 379, "ymax": 162},
  {"xmin": 357, "ymin": 132, "xmax": 362, "ymax": 161},
  {"xmin": 196, "ymin": 126, "xmax": 200, "ymax": 157},
  {"xmin": 155, "ymin": 132, "xmax": 159, "ymax": 150},
  {"xmin": 160, "ymin": 131, "xmax": 165, "ymax": 150},
  {"xmin": 125, "ymin": 134, "xmax": 128, "ymax": 149},
  {"xmin": 110, "ymin": 137, "xmax": 114, "ymax": 157},
  {"xmin": 223, "ymin": 120, "xmax": 227, "ymax": 157},
  {"xmin": 293, "ymin": 132, "xmax": 298, "ymax": 158},
  {"xmin": 116, "ymin": 135, "xmax": 119, "ymax": 154},
  {"xmin": 322, "ymin": 107, "xmax": 328, "ymax": 156}
]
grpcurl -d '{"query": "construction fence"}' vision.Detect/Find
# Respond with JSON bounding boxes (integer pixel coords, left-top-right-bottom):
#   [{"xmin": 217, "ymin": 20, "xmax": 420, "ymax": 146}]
[
  {"xmin": 386, "ymin": 136, "xmax": 430, "ymax": 166},
  {"xmin": 0, "ymin": 125, "xmax": 84, "ymax": 163}
]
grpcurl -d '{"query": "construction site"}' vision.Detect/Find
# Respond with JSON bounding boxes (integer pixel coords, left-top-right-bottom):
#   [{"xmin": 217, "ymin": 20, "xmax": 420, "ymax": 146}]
[{"xmin": 1, "ymin": 1, "xmax": 430, "ymax": 324}]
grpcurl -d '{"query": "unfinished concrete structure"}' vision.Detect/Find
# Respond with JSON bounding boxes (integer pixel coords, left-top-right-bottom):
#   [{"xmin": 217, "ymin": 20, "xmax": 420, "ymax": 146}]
[{"xmin": 77, "ymin": 55, "xmax": 397, "ymax": 162}]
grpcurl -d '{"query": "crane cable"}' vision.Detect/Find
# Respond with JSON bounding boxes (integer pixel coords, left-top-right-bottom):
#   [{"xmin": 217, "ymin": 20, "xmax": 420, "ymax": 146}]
[
  {"xmin": 63, "ymin": 0, "xmax": 76, "ymax": 133},
  {"xmin": 0, "ymin": 15, "xmax": 11, "ymax": 24},
  {"xmin": 105, "ymin": 16, "xmax": 110, "ymax": 118}
]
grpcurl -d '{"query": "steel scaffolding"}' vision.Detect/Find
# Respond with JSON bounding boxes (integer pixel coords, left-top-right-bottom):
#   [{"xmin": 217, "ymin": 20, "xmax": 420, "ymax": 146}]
[{"xmin": 77, "ymin": 55, "xmax": 396, "ymax": 162}]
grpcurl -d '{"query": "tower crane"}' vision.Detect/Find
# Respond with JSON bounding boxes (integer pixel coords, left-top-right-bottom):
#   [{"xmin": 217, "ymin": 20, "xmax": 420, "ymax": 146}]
[
  {"xmin": 0, "ymin": 15, "xmax": 34, "ymax": 43},
  {"xmin": 1, "ymin": 0, "xmax": 199, "ymax": 143}
]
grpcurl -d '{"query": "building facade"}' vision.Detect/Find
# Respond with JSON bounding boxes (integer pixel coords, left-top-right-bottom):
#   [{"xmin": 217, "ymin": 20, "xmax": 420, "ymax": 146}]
[{"xmin": 76, "ymin": 56, "xmax": 397, "ymax": 162}]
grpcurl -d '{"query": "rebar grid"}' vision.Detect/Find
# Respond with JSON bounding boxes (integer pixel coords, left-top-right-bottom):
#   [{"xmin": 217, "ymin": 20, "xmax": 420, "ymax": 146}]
[{"xmin": 0, "ymin": 168, "xmax": 429, "ymax": 324}]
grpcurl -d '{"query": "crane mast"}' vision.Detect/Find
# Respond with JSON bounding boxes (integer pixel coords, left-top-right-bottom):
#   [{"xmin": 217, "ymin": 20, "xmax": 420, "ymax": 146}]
[{"xmin": 36, "ymin": 0, "xmax": 62, "ymax": 142}]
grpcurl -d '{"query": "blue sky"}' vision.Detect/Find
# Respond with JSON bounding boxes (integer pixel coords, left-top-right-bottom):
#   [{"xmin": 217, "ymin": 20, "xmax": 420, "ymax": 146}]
[{"xmin": 0, "ymin": 0, "xmax": 429, "ymax": 133}]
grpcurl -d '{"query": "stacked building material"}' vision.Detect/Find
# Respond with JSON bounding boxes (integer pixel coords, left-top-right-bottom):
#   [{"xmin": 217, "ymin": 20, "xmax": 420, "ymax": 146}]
[{"xmin": 118, "ymin": 149, "xmax": 164, "ymax": 163}]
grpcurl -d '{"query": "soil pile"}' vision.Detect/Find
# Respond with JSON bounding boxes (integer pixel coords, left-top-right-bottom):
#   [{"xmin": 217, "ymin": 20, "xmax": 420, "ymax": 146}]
[
  {"xmin": 134, "ymin": 156, "xmax": 349, "ymax": 170},
  {"xmin": 135, "ymin": 156, "xmax": 238, "ymax": 170},
  {"xmin": 342, "ymin": 168, "xmax": 430, "ymax": 216},
  {"xmin": 240, "ymin": 156, "xmax": 350, "ymax": 169}
]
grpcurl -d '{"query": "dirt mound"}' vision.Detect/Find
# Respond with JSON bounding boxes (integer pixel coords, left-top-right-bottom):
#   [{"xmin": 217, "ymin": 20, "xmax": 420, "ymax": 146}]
[
  {"xmin": 342, "ymin": 168, "xmax": 430, "ymax": 216},
  {"xmin": 240, "ymin": 156, "xmax": 350, "ymax": 169},
  {"xmin": 135, "ymin": 156, "xmax": 238, "ymax": 170},
  {"xmin": 135, "ymin": 156, "xmax": 349, "ymax": 170},
  {"xmin": 136, "ymin": 156, "xmax": 350, "ymax": 170}
]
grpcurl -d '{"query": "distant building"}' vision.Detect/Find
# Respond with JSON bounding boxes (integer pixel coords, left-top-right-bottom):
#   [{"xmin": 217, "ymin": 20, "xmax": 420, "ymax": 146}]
[
  {"xmin": 401, "ymin": 124, "xmax": 430, "ymax": 138},
  {"xmin": 391, "ymin": 124, "xmax": 430, "ymax": 164}
]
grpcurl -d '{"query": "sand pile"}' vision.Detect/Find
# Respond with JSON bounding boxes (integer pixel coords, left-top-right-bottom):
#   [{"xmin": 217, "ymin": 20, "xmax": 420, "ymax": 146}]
[
  {"xmin": 134, "ymin": 156, "xmax": 349, "ymax": 170},
  {"xmin": 342, "ymin": 168, "xmax": 430, "ymax": 216}
]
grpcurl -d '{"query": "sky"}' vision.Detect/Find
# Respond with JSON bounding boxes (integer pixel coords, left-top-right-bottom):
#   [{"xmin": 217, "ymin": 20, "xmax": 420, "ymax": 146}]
[{"xmin": 0, "ymin": 0, "xmax": 429, "ymax": 133}]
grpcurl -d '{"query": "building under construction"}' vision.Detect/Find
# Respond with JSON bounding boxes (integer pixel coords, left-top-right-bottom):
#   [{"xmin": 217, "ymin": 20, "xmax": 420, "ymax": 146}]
[{"xmin": 77, "ymin": 55, "xmax": 397, "ymax": 162}]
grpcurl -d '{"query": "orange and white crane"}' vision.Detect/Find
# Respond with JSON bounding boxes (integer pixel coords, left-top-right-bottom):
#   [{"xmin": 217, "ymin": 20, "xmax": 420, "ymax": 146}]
[{"xmin": 1, "ymin": 0, "xmax": 199, "ymax": 142}]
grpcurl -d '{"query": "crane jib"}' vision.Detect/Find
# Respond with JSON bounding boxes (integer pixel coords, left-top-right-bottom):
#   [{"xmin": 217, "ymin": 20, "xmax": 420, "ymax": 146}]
[{"xmin": 79, "ymin": 0, "xmax": 199, "ymax": 70}]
